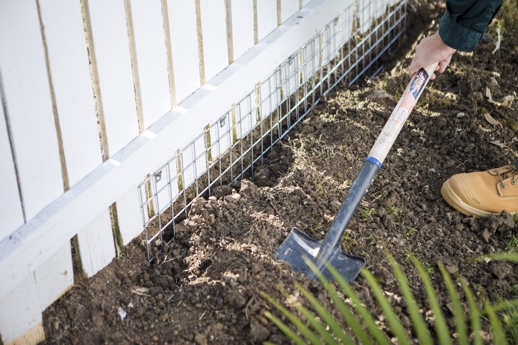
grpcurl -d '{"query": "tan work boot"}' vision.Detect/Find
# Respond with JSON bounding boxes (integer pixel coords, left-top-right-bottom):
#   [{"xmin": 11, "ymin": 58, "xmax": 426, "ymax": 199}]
[{"xmin": 441, "ymin": 164, "xmax": 518, "ymax": 217}]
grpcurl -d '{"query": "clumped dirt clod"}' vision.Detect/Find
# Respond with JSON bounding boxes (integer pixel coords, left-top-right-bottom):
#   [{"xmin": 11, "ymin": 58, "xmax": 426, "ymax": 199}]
[{"xmin": 42, "ymin": 1, "xmax": 517, "ymax": 344}]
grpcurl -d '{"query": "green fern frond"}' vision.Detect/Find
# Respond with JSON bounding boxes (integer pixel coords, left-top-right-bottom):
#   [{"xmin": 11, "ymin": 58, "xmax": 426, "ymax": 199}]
[
  {"xmin": 387, "ymin": 252, "xmax": 432, "ymax": 345},
  {"xmin": 438, "ymin": 263, "xmax": 469, "ymax": 345}
]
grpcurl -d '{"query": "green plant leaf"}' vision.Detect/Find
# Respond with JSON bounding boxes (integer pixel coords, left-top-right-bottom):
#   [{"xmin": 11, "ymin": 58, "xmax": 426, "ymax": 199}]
[
  {"xmin": 478, "ymin": 252, "xmax": 518, "ymax": 262},
  {"xmin": 485, "ymin": 301, "xmax": 508, "ymax": 345},
  {"xmin": 410, "ymin": 255, "xmax": 452, "ymax": 345},
  {"xmin": 295, "ymin": 304, "xmax": 339, "ymax": 345},
  {"xmin": 262, "ymin": 292, "xmax": 321, "ymax": 345},
  {"xmin": 264, "ymin": 311, "xmax": 307, "ymax": 345},
  {"xmin": 387, "ymin": 253, "xmax": 432, "ymax": 345},
  {"xmin": 360, "ymin": 268, "xmax": 412, "ymax": 345},
  {"xmin": 314, "ymin": 261, "xmax": 391, "ymax": 345},
  {"xmin": 307, "ymin": 261, "xmax": 373, "ymax": 345},
  {"xmin": 459, "ymin": 278, "xmax": 483, "ymax": 345},
  {"xmin": 438, "ymin": 263, "xmax": 469, "ymax": 345},
  {"xmin": 295, "ymin": 281, "xmax": 354, "ymax": 344},
  {"xmin": 492, "ymin": 299, "xmax": 518, "ymax": 313}
]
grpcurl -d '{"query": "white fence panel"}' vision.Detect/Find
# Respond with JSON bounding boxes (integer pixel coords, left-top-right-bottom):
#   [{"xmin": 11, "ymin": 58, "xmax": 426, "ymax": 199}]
[
  {"xmin": 0, "ymin": 0, "xmax": 63, "ymax": 221},
  {"xmin": 257, "ymin": 0, "xmax": 278, "ymax": 41},
  {"xmin": 88, "ymin": 0, "xmax": 139, "ymax": 156},
  {"xmin": 0, "ymin": 275, "xmax": 44, "ymax": 344},
  {"xmin": 39, "ymin": 0, "xmax": 102, "ymax": 189},
  {"xmin": 234, "ymin": 92, "xmax": 259, "ymax": 140},
  {"xmin": 280, "ymin": 0, "xmax": 300, "ymax": 22},
  {"xmin": 34, "ymin": 242, "xmax": 74, "ymax": 311},
  {"xmin": 208, "ymin": 112, "xmax": 232, "ymax": 161},
  {"xmin": 181, "ymin": 136, "xmax": 208, "ymax": 189},
  {"xmin": 200, "ymin": 0, "xmax": 228, "ymax": 83},
  {"xmin": 77, "ymin": 211, "xmax": 115, "ymax": 277},
  {"xmin": 230, "ymin": 1, "xmax": 254, "ymax": 60},
  {"xmin": 0, "ymin": 99, "xmax": 24, "ymax": 239},
  {"xmin": 117, "ymin": 186, "xmax": 145, "ymax": 246},
  {"xmin": 130, "ymin": 0, "xmax": 172, "ymax": 128},
  {"xmin": 166, "ymin": 0, "xmax": 201, "ymax": 103}
]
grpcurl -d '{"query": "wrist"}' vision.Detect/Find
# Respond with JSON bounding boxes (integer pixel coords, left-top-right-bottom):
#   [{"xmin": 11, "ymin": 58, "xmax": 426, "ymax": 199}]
[{"xmin": 435, "ymin": 31, "xmax": 456, "ymax": 56}]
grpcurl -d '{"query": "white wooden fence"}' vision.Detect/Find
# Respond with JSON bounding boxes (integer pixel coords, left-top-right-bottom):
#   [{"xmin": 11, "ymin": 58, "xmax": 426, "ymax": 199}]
[{"xmin": 0, "ymin": 0, "xmax": 403, "ymax": 343}]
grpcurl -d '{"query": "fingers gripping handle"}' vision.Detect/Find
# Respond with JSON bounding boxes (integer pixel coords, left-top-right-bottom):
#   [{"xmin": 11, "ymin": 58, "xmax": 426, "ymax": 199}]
[{"xmin": 367, "ymin": 63, "xmax": 438, "ymax": 167}]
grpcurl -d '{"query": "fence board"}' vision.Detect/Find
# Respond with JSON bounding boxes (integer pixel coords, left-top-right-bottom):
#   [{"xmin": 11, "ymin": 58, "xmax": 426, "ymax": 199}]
[
  {"xmin": 129, "ymin": 0, "xmax": 171, "ymax": 128},
  {"xmin": 166, "ymin": 0, "xmax": 201, "ymax": 103},
  {"xmin": 280, "ymin": 0, "xmax": 300, "ymax": 23},
  {"xmin": 256, "ymin": 0, "xmax": 278, "ymax": 41},
  {"xmin": 117, "ymin": 186, "xmax": 144, "ymax": 246},
  {"xmin": 76, "ymin": 210, "xmax": 115, "ymax": 277},
  {"xmin": 39, "ymin": 0, "xmax": 102, "ymax": 188},
  {"xmin": 34, "ymin": 242, "xmax": 74, "ymax": 311},
  {"xmin": 229, "ymin": 1, "xmax": 254, "ymax": 61},
  {"xmin": 0, "ymin": 0, "xmax": 63, "ymax": 221},
  {"xmin": 0, "ymin": 275, "xmax": 44, "ymax": 344},
  {"xmin": 88, "ymin": 0, "xmax": 139, "ymax": 156},
  {"xmin": 0, "ymin": 96, "xmax": 24, "ymax": 240},
  {"xmin": 199, "ymin": 0, "xmax": 228, "ymax": 83}
]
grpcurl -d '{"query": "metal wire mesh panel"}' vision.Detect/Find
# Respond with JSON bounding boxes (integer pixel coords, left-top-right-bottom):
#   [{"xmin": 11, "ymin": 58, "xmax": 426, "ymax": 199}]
[{"xmin": 138, "ymin": 0, "xmax": 407, "ymax": 261}]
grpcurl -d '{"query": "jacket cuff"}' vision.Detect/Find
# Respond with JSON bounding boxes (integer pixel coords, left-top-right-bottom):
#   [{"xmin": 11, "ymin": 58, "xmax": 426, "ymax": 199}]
[{"xmin": 439, "ymin": 12, "xmax": 482, "ymax": 51}]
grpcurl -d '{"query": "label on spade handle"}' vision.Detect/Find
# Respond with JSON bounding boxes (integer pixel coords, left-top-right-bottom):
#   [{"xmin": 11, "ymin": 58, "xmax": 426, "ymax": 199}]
[{"xmin": 367, "ymin": 64, "xmax": 436, "ymax": 166}]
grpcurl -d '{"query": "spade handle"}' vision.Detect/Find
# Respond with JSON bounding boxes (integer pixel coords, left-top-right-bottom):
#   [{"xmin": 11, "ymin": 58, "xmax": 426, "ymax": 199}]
[{"xmin": 316, "ymin": 63, "xmax": 438, "ymax": 265}]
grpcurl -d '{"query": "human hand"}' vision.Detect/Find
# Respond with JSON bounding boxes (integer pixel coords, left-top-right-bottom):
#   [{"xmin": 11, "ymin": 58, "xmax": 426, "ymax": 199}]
[{"xmin": 408, "ymin": 32, "xmax": 456, "ymax": 80}]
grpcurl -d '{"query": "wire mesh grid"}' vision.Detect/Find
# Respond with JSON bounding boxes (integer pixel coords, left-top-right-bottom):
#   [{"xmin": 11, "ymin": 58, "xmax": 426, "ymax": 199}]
[{"xmin": 138, "ymin": 0, "xmax": 407, "ymax": 261}]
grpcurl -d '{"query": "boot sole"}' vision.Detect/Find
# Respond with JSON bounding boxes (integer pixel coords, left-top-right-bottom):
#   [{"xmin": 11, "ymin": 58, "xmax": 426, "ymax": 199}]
[{"xmin": 440, "ymin": 179, "xmax": 492, "ymax": 217}]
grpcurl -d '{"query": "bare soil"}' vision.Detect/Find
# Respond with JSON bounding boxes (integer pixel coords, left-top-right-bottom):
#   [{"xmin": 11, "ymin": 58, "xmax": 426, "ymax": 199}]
[{"xmin": 41, "ymin": 1, "xmax": 518, "ymax": 344}]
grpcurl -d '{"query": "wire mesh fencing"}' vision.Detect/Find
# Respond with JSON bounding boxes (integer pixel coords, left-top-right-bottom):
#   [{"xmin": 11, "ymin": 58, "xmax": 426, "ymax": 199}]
[{"xmin": 138, "ymin": 0, "xmax": 407, "ymax": 262}]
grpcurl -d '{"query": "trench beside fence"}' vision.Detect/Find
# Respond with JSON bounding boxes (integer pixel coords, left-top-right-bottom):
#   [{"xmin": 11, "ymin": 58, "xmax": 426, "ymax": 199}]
[{"xmin": 0, "ymin": 0, "xmax": 405, "ymax": 343}]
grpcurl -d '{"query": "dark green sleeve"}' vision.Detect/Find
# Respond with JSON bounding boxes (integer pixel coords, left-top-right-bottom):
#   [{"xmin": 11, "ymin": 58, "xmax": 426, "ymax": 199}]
[{"xmin": 439, "ymin": 0, "xmax": 503, "ymax": 51}]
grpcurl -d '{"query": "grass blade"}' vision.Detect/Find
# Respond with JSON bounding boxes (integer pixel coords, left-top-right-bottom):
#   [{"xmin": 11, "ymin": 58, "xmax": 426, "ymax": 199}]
[
  {"xmin": 484, "ymin": 301, "xmax": 508, "ymax": 345},
  {"xmin": 478, "ymin": 252, "xmax": 518, "ymax": 262},
  {"xmin": 264, "ymin": 311, "xmax": 307, "ymax": 345},
  {"xmin": 438, "ymin": 263, "xmax": 469, "ymax": 345},
  {"xmin": 295, "ymin": 281, "xmax": 355, "ymax": 344},
  {"xmin": 492, "ymin": 299, "xmax": 518, "ymax": 313},
  {"xmin": 459, "ymin": 278, "xmax": 483, "ymax": 345},
  {"xmin": 361, "ymin": 269, "xmax": 412, "ymax": 345},
  {"xmin": 262, "ymin": 292, "xmax": 321, "ymax": 345},
  {"xmin": 308, "ymin": 262, "xmax": 373, "ymax": 345},
  {"xmin": 296, "ymin": 303, "xmax": 339, "ymax": 345},
  {"xmin": 324, "ymin": 263, "xmax": 391, "ymax": 345},
  {"xmin": 410, "ymin": 256, "xmax": 452, "ymax": 345},
  {"xmin": 387, "ymin": 253, "xmax": 432, "ymax": 345}
]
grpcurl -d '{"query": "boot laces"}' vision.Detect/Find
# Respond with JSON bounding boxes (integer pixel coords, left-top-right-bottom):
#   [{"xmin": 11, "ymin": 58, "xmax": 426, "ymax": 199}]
[{"xmin": 493, "ymin": 164, "xmax": 518, "ymax": 189}]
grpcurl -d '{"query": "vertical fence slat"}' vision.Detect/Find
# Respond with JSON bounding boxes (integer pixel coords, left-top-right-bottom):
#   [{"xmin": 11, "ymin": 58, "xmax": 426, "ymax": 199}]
[
  {"xmin": 0, "ymin": 275, "xmax": 44, "ymax": 344},
  {"xmin": 88, "ymin": 0, "xmax": 139, "ymax": 155},
  {"xmin": 39, "ymin": 0, "xmax": 103, "ymax": 188},
  {"xmin": 112, "ymin": 0, "xmax": 173, "ymax": 247},
  {"xmin": 117, "ymin": 186, "xmax": 144, "ymax": 246},
  {"xmin": 76, "ymin": 211, "xmax": 115, "ymax": 277},
  {"xmin": 280, "ymin": 0, "xmax": 300, "ymax": 23},
  {"xmin": 229, "ymin": 1, "xmax": 254, "ymax": 61},
  {"xmin": 166, "ymin": 0, "xmax": 201, "ymax": 104},
  {"xmin": 256, "ymin": 0, "xmax": 278, "ymax": 41},
  {"xmin": 0, "ymin": 0, "xmax": 63, "ymax": 221},
  {"xmin": 0, "ymin": 97, "xmax": 24, "ymax": 240},
  {"xmin": 199, "ymin": 0, "xmax": 228, "ymax": 83},
  {"xmin": 75, "ymin": 0, "xmax": 144, "ymax": 276},
  {"xmin": 129, "ymin": 0, "xmax": 171, "ymax": 128},
  {"xmin": 34, "ymin": 242, "xmax": 74, "ymax": 311}
]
